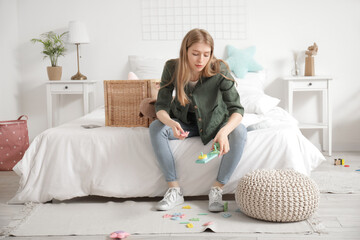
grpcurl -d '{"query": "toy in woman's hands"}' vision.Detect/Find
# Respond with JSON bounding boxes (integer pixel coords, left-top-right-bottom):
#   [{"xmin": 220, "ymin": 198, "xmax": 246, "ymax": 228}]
[
  {"xmin": 196, "ymin": 143, "xmax": 220, "ymax": 164},
  {"xmin": 180, "ymin": 131, "xmax": 189, "ymax": 137},
  {"xmin": 110, "ymin": 230, "xmax": 130, "ymax": 239}
]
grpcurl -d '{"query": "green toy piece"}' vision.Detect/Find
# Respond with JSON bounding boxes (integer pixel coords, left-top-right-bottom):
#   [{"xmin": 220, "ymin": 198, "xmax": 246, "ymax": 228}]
[{"xmin": 224, "ymin": 201, "xmax": 228, "ymax": 212}]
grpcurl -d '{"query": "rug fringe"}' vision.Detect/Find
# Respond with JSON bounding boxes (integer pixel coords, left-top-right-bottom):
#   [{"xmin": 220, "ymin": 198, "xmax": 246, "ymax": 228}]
[
  {"xmin": 0, "ymin": 202, "xmax": 39, "ymax": 238},
  {"xmin": 306, "ymin": 212, "xmax": 327, "ymax": 234}
]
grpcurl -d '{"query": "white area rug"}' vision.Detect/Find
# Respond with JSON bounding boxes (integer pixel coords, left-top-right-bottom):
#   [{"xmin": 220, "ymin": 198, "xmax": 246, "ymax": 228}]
[
  {"xmin": 3, "ymin": 201, "xmax": 323, "ymax": 237},
  {"xmin": 311, "ymin": 162, "xmax": 360, "ymax": 194}
]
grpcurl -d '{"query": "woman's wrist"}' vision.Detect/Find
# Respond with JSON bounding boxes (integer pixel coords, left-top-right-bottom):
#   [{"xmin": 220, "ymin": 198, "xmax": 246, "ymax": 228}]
[{"xmin": 219, "ymin": 126, "xmax": 231, "ymax": 136}]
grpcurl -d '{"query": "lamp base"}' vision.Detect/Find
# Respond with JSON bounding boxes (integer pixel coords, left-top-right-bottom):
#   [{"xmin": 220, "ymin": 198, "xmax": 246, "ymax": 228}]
[{"xmin": 71, "ymin": 72, "xmax": 87, "ymax": 80}]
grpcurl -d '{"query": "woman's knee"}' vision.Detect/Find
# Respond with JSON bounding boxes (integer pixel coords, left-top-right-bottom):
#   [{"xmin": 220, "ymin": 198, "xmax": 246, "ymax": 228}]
[
  {"xmin": 149, "ymin": 120, "xmax": 164, "ymax": 135},
  {"xmin": 230, "ymin": 123, "xmax": 247, "ymax": 141}
]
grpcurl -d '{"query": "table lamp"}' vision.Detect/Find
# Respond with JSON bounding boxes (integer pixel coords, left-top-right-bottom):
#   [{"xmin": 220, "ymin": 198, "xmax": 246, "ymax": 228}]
[{"xmin": 68, "ymin": 21, "xmax": 90, "ymax": 80}]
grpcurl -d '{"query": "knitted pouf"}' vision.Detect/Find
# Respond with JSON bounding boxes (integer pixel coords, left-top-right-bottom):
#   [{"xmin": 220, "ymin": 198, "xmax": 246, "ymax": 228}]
[{"xmin": 235, "ymin": 169, "xmax": 320, "ymax": 222}]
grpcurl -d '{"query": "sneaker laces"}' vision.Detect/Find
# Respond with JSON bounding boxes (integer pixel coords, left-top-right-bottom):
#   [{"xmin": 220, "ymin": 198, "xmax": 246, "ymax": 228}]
[
  {"xmin": 161, "ymin": 188, "xmax": 179, "ymax": 204},
  {"xmin": 210, "ymin": 187, "xmax": 223, "ymax": 203}
]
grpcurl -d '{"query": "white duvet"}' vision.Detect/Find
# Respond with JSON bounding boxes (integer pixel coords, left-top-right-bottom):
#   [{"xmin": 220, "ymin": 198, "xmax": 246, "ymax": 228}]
[{"xmin": 10, "ymin": 106, "xmax": 325, "ymax": 203}]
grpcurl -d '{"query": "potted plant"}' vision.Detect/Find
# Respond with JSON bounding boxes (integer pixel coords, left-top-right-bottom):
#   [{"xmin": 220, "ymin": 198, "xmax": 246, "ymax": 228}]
[{"xmin": 31, "ymin": 31, "xmax": 68, "ymax": 80}]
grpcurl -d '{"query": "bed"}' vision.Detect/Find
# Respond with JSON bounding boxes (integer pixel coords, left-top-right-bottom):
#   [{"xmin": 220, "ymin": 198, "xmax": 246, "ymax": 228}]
[{"xmin": 9, "ymin": 69, "xmax": 326, "ymax": 204}]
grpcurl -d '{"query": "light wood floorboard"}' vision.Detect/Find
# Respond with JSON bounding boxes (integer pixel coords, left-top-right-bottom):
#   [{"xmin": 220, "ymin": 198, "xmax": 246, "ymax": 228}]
[{"xmin": 1, "ymin": 151, "xmax": 360, "ymax": 240}]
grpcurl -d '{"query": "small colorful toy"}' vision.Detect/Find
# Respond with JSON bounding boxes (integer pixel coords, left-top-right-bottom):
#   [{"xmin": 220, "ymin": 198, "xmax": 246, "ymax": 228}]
[
  {"xmin": 180, "ymin": 131, "xmax": 189, "ymax": 137},
  {"xmin": 203, "ymin": 221, "xmax": 213, "ymax": 226},
  {"xmin": 334, "ymin": 158, "xmax": 345, "ymax": 165},
  {"xmin": 189, "ymin": 218, "xmax": 200, "ymax": 221},
  {"xmin": 196, "ymin": 143, "xmax": 220, "ymax": 164},
  {"xmin": 182, "ymin": 205, "xmax": 191, "ymax": 209},
  {"xmin": 110, "ymin": 230, "xmax": 130, "ymax": 239},
  {"xmin": 222, "ymin": 213, "xmax": 232, "ymax": 218},
  {"xmin": 164, "ymin": 213, "xmax": 185, "ymax": 220},
  {"xmin": 344, "ymin": 165, "xmax": 350, "ymax": 167},
  {"xmin": 223, "ymin": 201, "xmax": 228, "ymax": 212},
  {"xmin": 186, "ymin": 223, "xmax": 194, "ymax": 228}
]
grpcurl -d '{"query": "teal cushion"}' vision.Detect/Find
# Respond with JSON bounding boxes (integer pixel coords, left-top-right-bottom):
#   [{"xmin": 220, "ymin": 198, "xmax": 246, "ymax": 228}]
[{"xmin": 225, "ymin": 45, "xmax": 263, "ymax": 79}]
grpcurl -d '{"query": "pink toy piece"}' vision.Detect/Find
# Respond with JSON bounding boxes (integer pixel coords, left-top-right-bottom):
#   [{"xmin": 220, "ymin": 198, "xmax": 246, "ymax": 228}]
[
  {"xmin": 163, "ymin": 214, "xmax": 172, "ymax": 218},
  {"xmin": 203, "ymin": 221, "xmax": 213, "ymax": 226},
  {"xmin": 180, "ymin": 131, "xmax": 189, "ymax": 137},
  {"xmin": 110, "ymin": 230, "xmax": 130, "ymax": 239}
]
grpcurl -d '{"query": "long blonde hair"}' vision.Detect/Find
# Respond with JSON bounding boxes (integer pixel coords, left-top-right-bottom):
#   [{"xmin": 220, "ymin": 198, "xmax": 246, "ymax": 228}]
[{"xmin": 174, "ymin": 28, "xmax": 232, "ymax": 106}]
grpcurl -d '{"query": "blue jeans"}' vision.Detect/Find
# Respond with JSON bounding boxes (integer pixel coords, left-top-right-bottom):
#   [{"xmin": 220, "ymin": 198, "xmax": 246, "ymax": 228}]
[{"xmin": 149, "ymin": 119, "xmax": 247, "ymax": 185}]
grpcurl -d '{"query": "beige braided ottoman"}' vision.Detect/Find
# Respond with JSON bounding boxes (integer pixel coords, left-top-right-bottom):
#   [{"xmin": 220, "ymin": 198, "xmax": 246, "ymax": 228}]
[{"xmin": 235, "ymin": 169, "xmax": 320, "ymax": 222}]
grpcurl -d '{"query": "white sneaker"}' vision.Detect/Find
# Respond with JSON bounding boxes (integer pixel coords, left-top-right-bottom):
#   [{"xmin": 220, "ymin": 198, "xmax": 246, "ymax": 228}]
[
  {"xmin": 208, "ymin": 186, "xmax": 224, "ymax": 212},
  {"xmin": 156, "ymin": 187, "xmax": 184, "ymax": 211}
]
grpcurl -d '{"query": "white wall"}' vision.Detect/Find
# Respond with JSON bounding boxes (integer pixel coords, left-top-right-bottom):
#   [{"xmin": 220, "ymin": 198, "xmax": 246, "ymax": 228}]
[
  {"xmin": 0, "ymin": 0, "xmax": 20, "ymax": 119},
  {"xmin": 2, "ymin": 0, "xmax": 360, "ymax": 151}
]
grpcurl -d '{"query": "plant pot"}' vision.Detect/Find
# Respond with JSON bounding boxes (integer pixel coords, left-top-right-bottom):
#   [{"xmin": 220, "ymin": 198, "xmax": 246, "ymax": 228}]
[{"xmin": 47, "ymin": 66, "xmax": 62, "ymax": 80}]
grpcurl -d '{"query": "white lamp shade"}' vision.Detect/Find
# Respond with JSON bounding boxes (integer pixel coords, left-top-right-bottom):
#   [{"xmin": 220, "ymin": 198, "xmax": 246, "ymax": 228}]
[{"xmin": 68, "ymin": 21, "xmax": 90, "ymax": 44}]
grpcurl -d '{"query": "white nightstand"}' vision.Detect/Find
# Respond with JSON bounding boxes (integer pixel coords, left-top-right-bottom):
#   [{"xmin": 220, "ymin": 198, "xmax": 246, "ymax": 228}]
[
  {"xmin": 283, "ymin": 76, "xmax": 332, "ymax": 156},
  {"xmin": 46, "ymin": 80, "xmax": 97, "ymax": 128}
]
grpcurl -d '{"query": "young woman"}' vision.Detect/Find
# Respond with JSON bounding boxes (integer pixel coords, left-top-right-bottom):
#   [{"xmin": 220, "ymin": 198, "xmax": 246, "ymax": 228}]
[{"xmin": 149, "ymin": 28, "xmax": 247, "ymax": 212}]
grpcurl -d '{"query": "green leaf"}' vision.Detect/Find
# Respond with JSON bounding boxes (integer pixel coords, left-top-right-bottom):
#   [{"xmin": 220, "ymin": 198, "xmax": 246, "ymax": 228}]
[{"xmin": 31, "ymin": 31, "xmax": 68, "ymax": 66}]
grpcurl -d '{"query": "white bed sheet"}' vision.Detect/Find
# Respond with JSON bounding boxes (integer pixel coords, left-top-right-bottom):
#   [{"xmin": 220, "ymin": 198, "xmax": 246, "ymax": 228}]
[{"xmin": 10, "ymin": 107, "xmax": 325, "ymax": 203}]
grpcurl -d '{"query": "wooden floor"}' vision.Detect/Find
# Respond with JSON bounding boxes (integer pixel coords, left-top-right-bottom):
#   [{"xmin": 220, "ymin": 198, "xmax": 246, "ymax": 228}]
[{"xmin": 1, "ymin": 151, "xmax": 360, "ymax": 240}]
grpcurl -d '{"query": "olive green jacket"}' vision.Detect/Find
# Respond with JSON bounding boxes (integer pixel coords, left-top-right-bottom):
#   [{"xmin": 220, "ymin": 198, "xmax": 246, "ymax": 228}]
[{"xmin": 155, "ymin": 59, "xmax": 244, "ymax": 145}]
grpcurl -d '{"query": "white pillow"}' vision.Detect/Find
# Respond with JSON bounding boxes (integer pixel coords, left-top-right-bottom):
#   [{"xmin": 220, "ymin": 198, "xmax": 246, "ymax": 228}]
[
  {"xmin": 128, "ymin": 55, "xmax": 167, "ymax": 79},
  {"xmin": 240, "ymin": 91, "xmax": 280, "ymax": 114},
  {"xmin": 233, "ymin": 70, "xmax": 280, "ymax": 114},
  {"xmin": 231, "ymin": 70, "xmax": 266, "ymax": 91}
]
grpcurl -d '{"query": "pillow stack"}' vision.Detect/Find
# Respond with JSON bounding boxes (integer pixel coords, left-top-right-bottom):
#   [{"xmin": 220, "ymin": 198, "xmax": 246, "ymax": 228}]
[
  {"xmin": 232, "ymin": 71, "xmax": 280, "ymax": 115},
  {"xmin": 225, "ymin": 45, "xmax": 279, "ymax": 114}
]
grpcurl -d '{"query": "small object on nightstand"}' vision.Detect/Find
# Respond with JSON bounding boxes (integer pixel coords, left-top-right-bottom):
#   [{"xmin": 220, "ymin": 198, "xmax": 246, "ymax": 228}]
[
  {"xmin": 291, "ymin": 51, "xmax": 300, "ymax": 76},
  {"xmin": 68, "ymin": 21, "xmax": 90, "ymax": 80},
  {"xmin": 305, "ymin": 42, "xmax": 318, "ymax": 76}
]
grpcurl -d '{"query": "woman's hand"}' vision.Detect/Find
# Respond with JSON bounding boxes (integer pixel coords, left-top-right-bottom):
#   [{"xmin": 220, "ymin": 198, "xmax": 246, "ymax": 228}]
[
  {"xmin": 213, "ymin": 129, "xmax": 230, "ymax": 156},
  {"xmin": 169, "ymin": 120, "xmax": 187, "ymax": 140},
  {"xmin": 156, "ymin": 110, "xmax": 188, "ymax": 140},
  {"xmin": 213, "ymin": 113, "xmax": 243, "ymax": 156}
]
